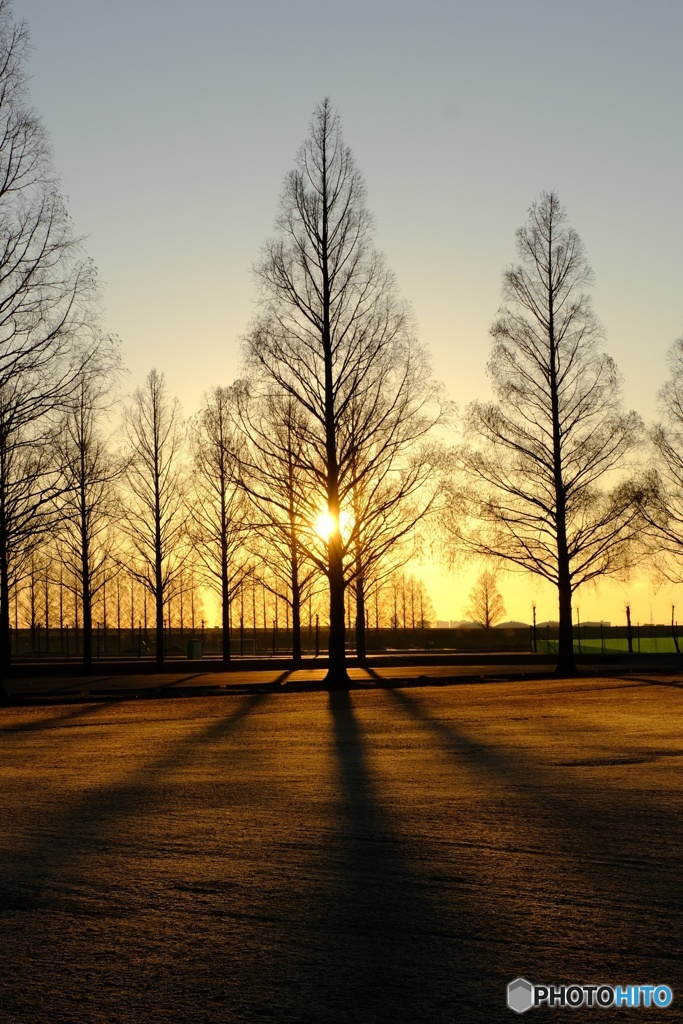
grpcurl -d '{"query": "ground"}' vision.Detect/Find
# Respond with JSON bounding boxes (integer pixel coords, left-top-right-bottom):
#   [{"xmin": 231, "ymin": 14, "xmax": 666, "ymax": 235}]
[{"xmin": 1, "ymin": 676, "xmax": 682, "ymax": 1023}]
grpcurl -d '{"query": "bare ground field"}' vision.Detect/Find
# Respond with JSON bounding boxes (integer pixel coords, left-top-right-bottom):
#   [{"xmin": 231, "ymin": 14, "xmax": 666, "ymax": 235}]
[{"xmin": 1, "ymin": 676, "xmax": 682, "ymax": 1023}]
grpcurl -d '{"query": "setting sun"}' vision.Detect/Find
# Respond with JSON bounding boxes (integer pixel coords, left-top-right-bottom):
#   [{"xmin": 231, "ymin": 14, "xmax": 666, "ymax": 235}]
[{"xmin": 315, "ymin": 511, "xmax": 337, "ymax": 541}]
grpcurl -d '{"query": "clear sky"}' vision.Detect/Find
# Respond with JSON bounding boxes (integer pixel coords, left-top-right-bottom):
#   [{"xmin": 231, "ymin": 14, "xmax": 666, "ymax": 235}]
[{"xmin": 14, "ymin": 0, "xmax": 683, "ymax": 627}]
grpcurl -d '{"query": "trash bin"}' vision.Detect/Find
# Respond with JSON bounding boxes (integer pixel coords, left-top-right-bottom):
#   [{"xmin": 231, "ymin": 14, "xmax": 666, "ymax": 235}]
[{"xmin": 187, "ymin": 639, "xmax": 202, "ymax": 659}]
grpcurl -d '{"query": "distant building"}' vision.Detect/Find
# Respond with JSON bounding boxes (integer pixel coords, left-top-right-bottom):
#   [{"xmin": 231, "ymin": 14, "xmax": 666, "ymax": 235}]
[
  {"xmin": 435, "ymin": 619, "xmax": 484, "ymax": 629},
  {"xmin": 537, "ymin": 619, "xmax": 611, "ymax": 627}
]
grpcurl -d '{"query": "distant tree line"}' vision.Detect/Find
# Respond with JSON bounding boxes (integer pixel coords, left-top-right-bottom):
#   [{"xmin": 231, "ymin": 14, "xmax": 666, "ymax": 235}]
[{"xmin": 3, "ymin": 0, "xmax": 683, "ymax": 700}]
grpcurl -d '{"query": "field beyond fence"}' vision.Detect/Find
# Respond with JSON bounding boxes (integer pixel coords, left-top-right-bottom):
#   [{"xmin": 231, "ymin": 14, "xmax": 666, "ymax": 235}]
[{"xmin": 6, "ymin": 622, "xmax": 683, "ymax": 661}]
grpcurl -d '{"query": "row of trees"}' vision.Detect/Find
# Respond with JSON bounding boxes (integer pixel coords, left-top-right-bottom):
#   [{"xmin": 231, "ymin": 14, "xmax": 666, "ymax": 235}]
[
  {"xmin": 11, "ymin": 548, "xmax": 434, "ymax": 659},
  {"xmin": 0, "ymin": 2, "xmax": 121, "ymax": 701},
  {"xmin": 55, "ymin": 141, "xmax": 683, "ymax": 683},
  {"xmin": 3, "ymin": 0, "xmax": 683, "ymax": 695},
  {"xmin": 241, "ymin": 106, "xmax": 683, "ymax": 680},
  {"xmin": 0, "ymin": 0, "xmax": 443, "ymax": 700},
  {"xmin": 3, "ymin": 361, "xmax": 439, "ymax": 672}
]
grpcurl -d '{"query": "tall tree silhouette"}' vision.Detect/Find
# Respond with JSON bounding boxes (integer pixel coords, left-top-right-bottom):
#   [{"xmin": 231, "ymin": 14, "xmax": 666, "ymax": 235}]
[
  {"xmin": 121, "ymin": 370, "xmax": 186, "ymax": 667},
  {"xmin": 639, "ymin": 333, "xmax": 683, "ymax": 579},
  {"xmin": 0, "ymin": 3, "xmax": 102, "ymax": 699},
  {"xmin": 189, "ymin": 385, "xmax": 251, "ymax": 667},
  {"xmin": 54, "ymin": 366, "xmax": 122, "ymax": 669},
  {"xmin": 246, "ymin": 99, "xmax": 441, "ymax": 686},
  {"xmin": 462, "ymin": 192, "xmax": 641, "ymax": 673}
]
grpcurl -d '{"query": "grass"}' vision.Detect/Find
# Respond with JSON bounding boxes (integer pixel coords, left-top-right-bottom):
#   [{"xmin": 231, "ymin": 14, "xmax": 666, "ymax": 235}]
[{"xmin": 538, "ymin": 636, "xmax": 681, "ymax": 655}]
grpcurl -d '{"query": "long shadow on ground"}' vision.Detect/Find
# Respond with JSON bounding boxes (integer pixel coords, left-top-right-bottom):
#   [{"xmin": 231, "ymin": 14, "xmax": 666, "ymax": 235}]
[
  {"xmin": 1, "ymin": 699, "xmax": 119, "ymax": 732},
  {"xmin": 0, "ymin": 694, "xmax": 269, "ymax": 1024},
  {"xmin": 1, "ymin": 693, "xmax": 268, "ymax": 903},
  {"xmin": 313, "ymin": 689, "xmax": 472, "ymax": 1024},
  {"xmin": 385, "ymin": 686, "xmax": 683, "ymax": 1013}
]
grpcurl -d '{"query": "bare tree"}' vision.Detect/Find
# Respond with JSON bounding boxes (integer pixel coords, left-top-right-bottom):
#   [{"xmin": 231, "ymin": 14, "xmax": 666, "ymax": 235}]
[
  {"xmin": 54, "ymin": 368, "xmax": 123, "ymax": 668},
  {"xmin": 344, "ymin": 377, "xmax": 444, "ymax": 661},
  {"xmin": 465, "ymin": 569, "xmax": 506, "ymax": 630},
  {"xmin": 121, "ymin": 370, "xmax": 186, "ymax": 667},
  {"xmin": 189, "ymin": 385, "xmax": 252, "ymax": 667},
  {"xmin": 461, "ymin": 191, "xmax": 642, "ymax": 673},
  {"xmin": 246, "ymin": 98, "xmax": 442, "ymax": 686},
  {"xmin": 0, "ymin": 3, "xmax": 104, "ymax": 700},
  {"xmin": 636, "ymin": 334, "xmax": 683, "ymax": 579},
  {"xmin": 237, "ymin": 389, "xmax": 322, "ymax": 667},
  {"xmin": 414, "ymin": 577, "xmax": 435, "ymax": 630},
  {"xmin": 0, "ymin": 407, "xmax": 57, "ymax": 668}
]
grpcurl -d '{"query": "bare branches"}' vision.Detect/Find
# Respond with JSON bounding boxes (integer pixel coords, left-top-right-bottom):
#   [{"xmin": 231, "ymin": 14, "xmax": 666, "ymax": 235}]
[
  {"xmin": 462, "ymin": 191, "xmax": 642, "ymax": 670},
  {"xmin": 188, "ymin": 385, "xmax": 253, "ymax": 664},
  {"xmin": 465, "ymin": 570, "xmax": 506, "ymax": 630},
  {"xmin": 120, "ymin": 370, "xmax": 186, "ymax": 665},
  {"xmin": 0, "ymin": 3, "xmax": 105, "ymax": 682},
  {"xmin": 637, "ymin": 334, "xmax": 683, "ymax": 582},
  {"xmin": 52, "ymin": 366, "xmax": 124, "ymax": 666},
  {"xmin": 244, "ymin": 99, "xmax": 444, "ymax": 679}
]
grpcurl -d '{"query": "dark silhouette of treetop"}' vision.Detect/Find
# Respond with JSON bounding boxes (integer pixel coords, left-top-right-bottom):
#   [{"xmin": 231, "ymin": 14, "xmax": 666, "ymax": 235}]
[
  {"xmin": 0, "ymin": 0, "xmax": 104, "ymax": 701},
  {"xmin": 462, "ymin": 191, "xmax": 642, "ymax": 673},
  {"xmin": 246, "ymin": 98, "xmax": 442, "ymax": 686},
  {"xmin": 465, "ymin": 570, "xmax": 506, "ymax": 630},
  {"xmin": 638, "ymin": 332, "xmax": 683, "ymax": 580}
]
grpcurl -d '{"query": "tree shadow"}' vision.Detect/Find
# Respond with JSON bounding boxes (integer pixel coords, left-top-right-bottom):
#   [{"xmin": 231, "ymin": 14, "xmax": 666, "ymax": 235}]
[
  {"xmin": 384, "ymin": 686, "xmax": 683, "ymax": 996},
  {"xmin": 318, "ymin": 688, "xmax": 511, "ymax": 1023},
  {"xmin": 6, "ymin": 674, "xmax": 121, "ymax": 700},
  {"xmin": 611, "ymin": 674, "xmax": 683, "ymax": 690},
  {"xmin": 2, "ymin": 690, "xmax": 284, "ymax": 1024},
  {"xmin": 1, "ymin": 692, "xmax": 268, "ymax": 911},
  {"xmin": 156, "ymin": 672, "xmax": 216, "ymax": 689},
  {"xmin": 0, "ymin": 699, "xmax": 119, "ymax": 733}
]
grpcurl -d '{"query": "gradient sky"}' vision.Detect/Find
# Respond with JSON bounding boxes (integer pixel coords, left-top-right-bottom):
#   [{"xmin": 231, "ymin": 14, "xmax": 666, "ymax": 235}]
[{"xmin": 13, "ymin": 0, "xmax": 683, "ymax": 626}]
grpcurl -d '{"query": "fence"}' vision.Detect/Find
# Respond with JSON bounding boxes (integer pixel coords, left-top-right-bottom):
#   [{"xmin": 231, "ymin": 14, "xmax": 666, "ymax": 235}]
[
  {"xmin": 7, "ymin": 622, "xmax": 683, "ymax": 660},
  {"xmin": 535, "ymin": 622, "xmax": 682, "ymax": 656}
]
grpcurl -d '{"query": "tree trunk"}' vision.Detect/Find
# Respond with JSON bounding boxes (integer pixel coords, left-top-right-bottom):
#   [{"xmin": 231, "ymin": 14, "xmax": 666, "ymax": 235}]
[
  {"xmin": 154, "ymin": 471, "xmax": 164, "ymax": 665},
  {"xmin": 0, "ymin": 528, "xmax": 10, "ymax": 675},
  {"xmin": 355, "ymin": 574, "xmax": 367, "ymax": 663},
  {"xmin": 154, "ymin": 545, "xmax": 164, "ymax": 667},
  {"xmin": 321, "ymin": 127, "xmax": 348, "ymax": 690},
  {"xmin": 155, "ymin": 588, "xmax": 164, "ymax": 667},
  {"xmin": 221, "ymin": 539, "xmax": 231, "ymax": 670},
  {"xmin": 0, "ymin": 523, "xmax": 10, "ymax": 702},
  {"xmin": 672, "ymin": 606, "xmax": 679, "ymax": 655},
  {"xmin": 0, "ymin": 443, "xmax": 10, "ymax": 683},
  {"xmin": 81, "ymin": 502, "xmax": 92, "ymax": 670},
  {"xmin": 556, "ymin": 568, "xmax": 575, "ymax": 675},
  {"xmin": 327, "ymin": 540, "xmax": 347, "ymax": 687},
  {"xmin": 291, "ymin": 552, "xmax": 302, "ymax": 669},
  {"xmin": 82, "ymin": 572, "xmax": 92, "ymax": 670},
  {"xmin": 548, "ymin": 242, "xmax": 576, "ymax": 678}
]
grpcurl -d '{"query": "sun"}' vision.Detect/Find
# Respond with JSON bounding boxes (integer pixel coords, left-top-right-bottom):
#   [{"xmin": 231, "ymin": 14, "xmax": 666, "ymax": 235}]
[{"xmin": 315, "ymin": 511, "xmax": 337, "ymax": 541}]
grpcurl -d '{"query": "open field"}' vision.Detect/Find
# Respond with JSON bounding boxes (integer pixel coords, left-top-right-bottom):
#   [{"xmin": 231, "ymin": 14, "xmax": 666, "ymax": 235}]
[
  {"xmin": 539, "ymin": 637, "xmax": 683, "ymax": 655},
  {"xmin": 1, "ymin": 677, "xmax": 682, "ymax": 1022}
]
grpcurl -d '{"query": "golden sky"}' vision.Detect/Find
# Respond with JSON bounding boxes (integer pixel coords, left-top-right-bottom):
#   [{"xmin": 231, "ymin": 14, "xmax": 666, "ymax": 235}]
[{"xmin": 13, "ymin": 0, "xmax": 683, "ymax": 626}]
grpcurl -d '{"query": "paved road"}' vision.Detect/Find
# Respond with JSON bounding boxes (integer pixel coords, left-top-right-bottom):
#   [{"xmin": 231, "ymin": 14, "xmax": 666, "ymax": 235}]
[{"xmin": 1, "ymin": 676, "xmax": 682, "ymax": 1022}]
